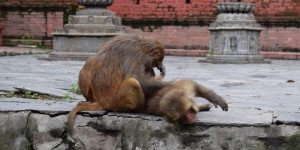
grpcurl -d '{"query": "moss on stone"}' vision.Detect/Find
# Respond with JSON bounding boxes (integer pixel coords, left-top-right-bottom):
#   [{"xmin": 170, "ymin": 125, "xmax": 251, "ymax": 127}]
[
  {"xmin": 285, "ymin": 134, "xmax": 300, "ymax": 150},
  {"xmin": 257, "ymin": 141, "xmax": 266, "ymax": 150}
]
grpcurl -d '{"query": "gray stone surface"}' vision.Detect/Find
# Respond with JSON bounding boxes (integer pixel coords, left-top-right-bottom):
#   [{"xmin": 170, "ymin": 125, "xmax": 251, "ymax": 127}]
[
  {"xmin": 0, "ymin": 111, "xmax": 30, "ymax": 150},
  {"xmin": 0, "ymin": 55, "xmax": 84, "ymax": 100},
  {"xmin": 0, "ymin": 54, "xmax": 300, "ymax": 149},
  {"xmin": 1, "ymin": 55, "xmax": 300, "ymax": 123},
  {"xmin": 196, "ymin": 108, "xmax": 273, "ymax": 126},
  {"xmin": 274, "ymin": 112, "xmax": 300, "ymax": 125},
  {"xmin": 0, "ymin": 98, "xmax": 76, "ymax": 114}
]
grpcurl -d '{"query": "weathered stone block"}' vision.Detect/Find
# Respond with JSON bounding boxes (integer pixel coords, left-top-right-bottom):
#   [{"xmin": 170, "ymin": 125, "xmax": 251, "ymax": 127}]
[{"xmin": 0, "ymin": 111, "xmax": 30, "ymax": 150}]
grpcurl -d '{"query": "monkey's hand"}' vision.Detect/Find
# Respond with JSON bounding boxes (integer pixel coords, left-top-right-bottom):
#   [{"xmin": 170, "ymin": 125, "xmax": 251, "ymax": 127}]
[
  {"xmin": 157, "ymin": 64, "xmax": 166, "ymax": 77},
  {"xmin": 207, "ymin": 92, "xmax": 228, "ymax": 111}
]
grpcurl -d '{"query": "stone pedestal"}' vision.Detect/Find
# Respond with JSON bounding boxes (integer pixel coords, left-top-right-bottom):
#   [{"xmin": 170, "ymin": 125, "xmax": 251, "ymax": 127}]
[
  {"xmin": 201, "ymin": 2, "xmax": 270, "ymax": 64},
  {"xmin": 46, "ymin": 0, "xmax": 124, "ymax": 60}
]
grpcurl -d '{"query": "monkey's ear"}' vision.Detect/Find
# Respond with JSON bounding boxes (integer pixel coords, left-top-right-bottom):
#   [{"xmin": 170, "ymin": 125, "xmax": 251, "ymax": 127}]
[{"xmin": 150, "ymin": 50, "xmax": 161, "ymax": 57}]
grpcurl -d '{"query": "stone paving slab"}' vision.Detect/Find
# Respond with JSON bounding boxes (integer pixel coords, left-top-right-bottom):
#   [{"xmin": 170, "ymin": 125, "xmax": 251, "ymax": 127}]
[
  {"xmin": 274, "ymin": 112, "xmax": 300, "ymax": 125},
  {"xmin": 196, "ymin": 108, "xmax": 273, "ymax": 126},
  {"xmin": 0, "ymin": 98, "xmax": 76, "ymax": 115},
  {"xmin": 0, "ymin": 54, "xmax": 300, "ymax": 125}
]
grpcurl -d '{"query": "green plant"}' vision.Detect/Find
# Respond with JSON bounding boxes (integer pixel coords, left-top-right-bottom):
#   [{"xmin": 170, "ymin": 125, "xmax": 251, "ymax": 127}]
[
  {"xmin": 64, "ymin": 5, "xmax": 80, "ymax": 24},
  {"xmin": 23, "ymin": 91, "xmax": 40, "ymax": 99},
  {"xmin": 69, "ymin": 82, "xmax": 81, "ymax": 94},
  {"xmin": 63, "ymin": 93, "xmax": 73, "ymax": 100}
]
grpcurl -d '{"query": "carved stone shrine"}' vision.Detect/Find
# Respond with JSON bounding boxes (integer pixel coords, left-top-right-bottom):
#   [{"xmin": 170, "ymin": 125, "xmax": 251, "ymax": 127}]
[
  {"xmin": 47, "ymin": 0, "xmax": 124, "ymax": 60},
  {"xmin": 202, "ymin": 2, "xmax": 270, "ymax": 64}
]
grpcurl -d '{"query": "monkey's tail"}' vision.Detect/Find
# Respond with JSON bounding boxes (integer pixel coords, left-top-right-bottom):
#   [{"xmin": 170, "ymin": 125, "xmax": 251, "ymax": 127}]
[{"xmin": 67, "ymin": 102, "xmax": 100, "ymax": 137}]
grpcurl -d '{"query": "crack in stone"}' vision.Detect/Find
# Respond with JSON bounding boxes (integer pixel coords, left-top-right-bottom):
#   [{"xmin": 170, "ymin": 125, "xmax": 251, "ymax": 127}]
[
  {"xmin": 24, "ymin": 111, "xmax": 34, "ymax": 150},
  {"xmin": 25, "ymin": 111, "xmax": 31, "ymax": 130},
  {"xmin": 13, "ymin": 87, "xmax": 68, "ymax": 100},
  {"xmin": 30, "ymin": 110, "xmax": 70, "ymax": 117},
  {"xmin": 51, "ymin": 140, "xmax": 64, "ymax": 150}
]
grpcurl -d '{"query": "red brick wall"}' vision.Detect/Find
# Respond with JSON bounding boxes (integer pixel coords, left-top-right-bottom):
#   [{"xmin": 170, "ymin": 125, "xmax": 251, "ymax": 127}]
[
  {"xmin": 0, "ymin": 0, "xmax": 299, "ymax": 51},
  {"xmin": 109, "ymin": 0, "xmax": 300, "ymax": 20},
  {"xmin": 0, "ymin": 0, "xmax": 76, "ymax": 6},
  {"xmin": 125, "ymin": 26, "xmax": 300, "ymax": 51},
  {"xmin": 261, "ymin": 27, "xmax": 300, "ymax": 51},
  {"xmin": 0, "ymin": 0, "xmax": 76, "ymax": 46},
  {"xmin": 2, "ymin": 12, "xmax": 63, "ymax": 37},
  {"xmin": 108, "ymin": 0, "xmax": 300, "ymax": 51},
  {"xmin": 124, "ymin": 26, "xmax": 211, "ymax": 49}
]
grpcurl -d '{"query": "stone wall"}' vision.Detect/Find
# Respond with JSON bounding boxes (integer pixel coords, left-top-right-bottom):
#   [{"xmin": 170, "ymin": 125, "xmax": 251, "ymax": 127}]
[
  {"xmin": 1, "ymin": 110, "xmax": 300, "ymax": 150},
  {"xmin": 0, "ymin": 0, "xmax": 299, "ymax": 51}
]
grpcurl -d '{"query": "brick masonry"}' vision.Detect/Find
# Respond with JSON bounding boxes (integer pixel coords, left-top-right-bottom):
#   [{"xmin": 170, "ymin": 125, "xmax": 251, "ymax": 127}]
[
  {"xmin": 108, "ymin": 0, "xmax": 300, "ymax": 52},
  {"xmin": 109, "ymin": 0, "xmax": 300, "ymax": 20},
  {"xmin": 0, "ymin": 0, "xmax": 299, "ymax": 52},
  {"xmin": 1, "ymin": 12, "xmax": 64, "ymax": 38},
  {"xmin": 0, "ymin": 0, "xmax": 76, "ymax": 46},
  {"xmin": 124, "ymin": 26, "xmax": 300, "ymax": 52}
]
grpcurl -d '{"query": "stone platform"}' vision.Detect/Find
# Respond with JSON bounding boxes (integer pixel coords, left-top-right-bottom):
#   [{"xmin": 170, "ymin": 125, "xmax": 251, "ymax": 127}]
[{"xmin": 0, "ymin": 54, "xmax": 299, "ymax": 149}]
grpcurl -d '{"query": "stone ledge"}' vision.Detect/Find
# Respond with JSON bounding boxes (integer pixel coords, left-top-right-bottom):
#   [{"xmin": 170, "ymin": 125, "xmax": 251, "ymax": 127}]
[
  {"xmin": 0, "ymin": 100, "xmax": 299, "ymax": 150},
  {"xmin": 1, "ymin": 98, "xmax": 299, "ymax": 127}
]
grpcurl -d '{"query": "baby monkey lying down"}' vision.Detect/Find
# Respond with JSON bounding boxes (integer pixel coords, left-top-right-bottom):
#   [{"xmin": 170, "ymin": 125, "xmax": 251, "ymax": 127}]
[{"xmin": 144, "ymin": 79, "xmax": 228, "ymax": 124}]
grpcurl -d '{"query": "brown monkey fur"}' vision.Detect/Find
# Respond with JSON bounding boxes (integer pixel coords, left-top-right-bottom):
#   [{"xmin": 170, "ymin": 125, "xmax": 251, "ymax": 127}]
[
  {"xmin": 145, "ymin": 79, "xmax": 228, "ymax": 124},
  {"xmin": 68, "ymin": 34, "xmax": 170, "ymax": 136}
]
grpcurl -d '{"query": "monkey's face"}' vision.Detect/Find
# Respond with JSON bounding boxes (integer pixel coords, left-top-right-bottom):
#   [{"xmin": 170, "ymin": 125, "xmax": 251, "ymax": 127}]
[
  {"xmin": 160, "ymin": 91, "xmax": 198, "ymax": 124},
  {"xmin": 178, "ymin": 108, "xmax": 197, "ymax": 124}
]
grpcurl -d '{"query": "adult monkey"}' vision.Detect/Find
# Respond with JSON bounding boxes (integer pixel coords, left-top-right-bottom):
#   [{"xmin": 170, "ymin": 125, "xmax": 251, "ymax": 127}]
[{"xmin": 68, "ymin": 34, "xmax": 169, "ymax": 136}]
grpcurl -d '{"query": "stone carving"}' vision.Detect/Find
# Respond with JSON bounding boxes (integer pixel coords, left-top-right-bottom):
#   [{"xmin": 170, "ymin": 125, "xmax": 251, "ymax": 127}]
[
  {"xmin": 230, "ymin": 36, "xmax": 237, "ymax": 52},
  {"xmin": 69, "ymin": 16, "xmax": 74, "ymax": 23},
  {"xmin": 88, "ymin": 16, "xmax": 94, "ymax": 23},
  {"xmin": 215, "ymin": 36, "xmax": 219, "ymax": 51},
  {"xmin": 222, "ymin": 37, "xmax": 226, "ymax": 54},
  {"xmin": 203, "ymin": 2, "xmax": 269, "ymax": 64},
  {"xmin": 249, "ymin": 37, "xmax": 255, "ymax": 51},
  {"xmin": 217, "ymin": 2, "xmax": 254, "ymax": 13},
  {"xmin": 105, "ymin": 17, "xmax": 115, "ymax": 25}
]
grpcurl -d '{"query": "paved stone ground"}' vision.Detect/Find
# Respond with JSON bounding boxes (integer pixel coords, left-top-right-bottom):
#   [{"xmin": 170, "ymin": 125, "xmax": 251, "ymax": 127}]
[{"xmin": 0, "ymin": 53, "xmax": 300, "ymax": 126}]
